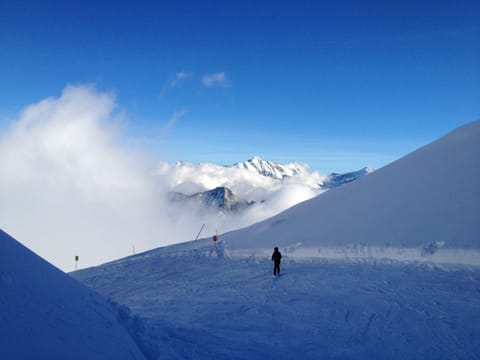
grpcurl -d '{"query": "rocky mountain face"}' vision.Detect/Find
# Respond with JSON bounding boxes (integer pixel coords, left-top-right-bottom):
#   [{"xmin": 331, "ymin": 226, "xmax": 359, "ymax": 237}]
[{"xmin": 169, "ymin": 187, "xmax": 254, "ymax": 212}]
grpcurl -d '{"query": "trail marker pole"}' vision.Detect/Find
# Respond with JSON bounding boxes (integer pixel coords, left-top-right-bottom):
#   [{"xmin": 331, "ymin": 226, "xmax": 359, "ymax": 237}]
[
  {"xmin": 195, "ymin": 224, "xmax": 205, "ymax": 240},
  {"xmin": 213, "ymin": 234, "xmax": 218, "ymax": 253}
]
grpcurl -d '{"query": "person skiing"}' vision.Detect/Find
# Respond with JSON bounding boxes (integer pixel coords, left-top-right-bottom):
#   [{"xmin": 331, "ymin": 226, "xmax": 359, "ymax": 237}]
[{"xmin": 271, "ymin": 247, "xmax": 282, "ymax": 276}]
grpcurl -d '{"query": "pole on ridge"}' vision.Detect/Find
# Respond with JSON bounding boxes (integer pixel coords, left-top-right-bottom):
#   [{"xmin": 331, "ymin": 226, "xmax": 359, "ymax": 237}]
[{"xmin": 195, "ymin": 224, "xmax": 205, "ymax": 241}]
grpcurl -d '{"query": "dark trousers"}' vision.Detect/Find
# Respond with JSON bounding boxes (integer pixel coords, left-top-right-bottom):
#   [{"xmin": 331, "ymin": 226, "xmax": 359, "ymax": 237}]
[{"xmin": 273, "ymin": 262, "xmax": 280, "ymax": 275}]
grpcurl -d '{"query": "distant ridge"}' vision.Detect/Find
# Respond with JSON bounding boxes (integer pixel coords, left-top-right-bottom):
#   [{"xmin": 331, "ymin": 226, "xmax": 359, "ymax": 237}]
[{"xmin": 319, "ymin": 167, "xmax": 374, "ymax": 189}]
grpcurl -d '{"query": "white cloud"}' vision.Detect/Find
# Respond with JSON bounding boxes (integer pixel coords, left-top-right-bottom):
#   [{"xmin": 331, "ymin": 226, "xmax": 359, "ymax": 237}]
[
  {"xmin": 202, "ymin": 72, "xmax": 229, "ymax": 88},
  {"xmin": 0, "ymin": 85, "xmax": 200, "ymax": 271},
  {"xmin": 159, "ymin": 72, "xmax": 193, "ymax": 98},
  {"xmin": 170, "ymin": 72, "xmax": 192, "ymax": 88},
  {"xmin": 163, "ymin": 110, "xmax": 186, "ymax": 132}
]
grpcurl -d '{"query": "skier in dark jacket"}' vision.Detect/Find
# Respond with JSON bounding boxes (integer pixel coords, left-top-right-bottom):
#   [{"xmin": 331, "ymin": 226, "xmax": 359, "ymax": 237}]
[{"xmin": 271, "ymin": 247, "xmax": 282, "ymax": 276}]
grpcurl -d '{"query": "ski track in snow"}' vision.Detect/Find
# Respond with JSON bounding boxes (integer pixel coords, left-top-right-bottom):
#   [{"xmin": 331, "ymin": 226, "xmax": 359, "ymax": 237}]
[{"xmin": 73, "ymin": 246, "xmax": 480, "ymax": 360}]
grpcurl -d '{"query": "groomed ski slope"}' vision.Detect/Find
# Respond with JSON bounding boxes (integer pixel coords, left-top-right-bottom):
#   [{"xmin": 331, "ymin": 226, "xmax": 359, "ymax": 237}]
[{"xmin": 73, "ymin": 242, "xmax": 480, "ymax": 360}]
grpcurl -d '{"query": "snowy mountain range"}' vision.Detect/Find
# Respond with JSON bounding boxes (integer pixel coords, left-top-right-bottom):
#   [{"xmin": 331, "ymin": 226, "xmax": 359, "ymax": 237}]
[
  {"xmin": 231, "ymin": 156, "xmax": 374, "ymax": 188},
  {"xmin": 169, "ymin": 157, "xmax": 372, "ymax": 212},
  {"xmin": 232, "ymin": 156, "xmax": 307, "ymax": 179}
]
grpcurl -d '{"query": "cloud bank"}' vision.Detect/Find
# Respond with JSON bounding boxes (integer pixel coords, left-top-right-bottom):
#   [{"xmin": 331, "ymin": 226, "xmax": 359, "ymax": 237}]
[
  {"xmin": 0, "ymin": 85, "xmax": 172, "ymax": 271},
  {"xmin": 0, "ymin": 85, "xmax": 324, "ymax": 271}
]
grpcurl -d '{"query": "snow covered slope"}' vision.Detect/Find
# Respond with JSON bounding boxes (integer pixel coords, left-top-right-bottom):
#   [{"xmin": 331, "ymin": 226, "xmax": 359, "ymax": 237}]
[
  {"xmin": 221, "ymin": 120, "xmax": 480, "ymax": 264},
  {"xmin": 73, "ymin": 241, "xmax": 480, "ymax": 360},
  {"xmin": 0, "ymin": 229, "xmax": 145, "ymax": 360}
]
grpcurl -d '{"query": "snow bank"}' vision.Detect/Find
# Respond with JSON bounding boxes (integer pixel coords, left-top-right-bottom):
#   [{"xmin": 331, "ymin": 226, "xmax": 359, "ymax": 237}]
[
  {"xmin": 227, "ymin": 245, "xmax": 480, "ymax": 266},
  {"xmin": 0, "ymin": 229, "xmax": 145, "ymax": 360}
]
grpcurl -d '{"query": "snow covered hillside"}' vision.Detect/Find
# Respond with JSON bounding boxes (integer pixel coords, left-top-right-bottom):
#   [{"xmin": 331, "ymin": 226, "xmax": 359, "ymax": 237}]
[
  {"xmin": 0, "ymin": 230, "xmax": 145, "ymax": 360},
  {"xmin": 221, "ymin": 120, "xmax": 480, "ymax": 265}
]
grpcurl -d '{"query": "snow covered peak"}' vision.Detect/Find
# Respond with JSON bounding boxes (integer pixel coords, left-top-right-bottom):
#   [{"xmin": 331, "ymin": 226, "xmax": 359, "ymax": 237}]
[{"xmin": 232, "ymin": 156, "xmax": 308, "ymax": 179}]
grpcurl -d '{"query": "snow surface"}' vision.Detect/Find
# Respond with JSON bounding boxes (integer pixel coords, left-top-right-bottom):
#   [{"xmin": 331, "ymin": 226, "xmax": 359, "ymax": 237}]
[
  {"xmin": 0, "ymin": 229, "xmax": 145, "ymax": 360},
  {"xmin": 73, "ymin": 241, "xmax": 480, "ymax": 360}
]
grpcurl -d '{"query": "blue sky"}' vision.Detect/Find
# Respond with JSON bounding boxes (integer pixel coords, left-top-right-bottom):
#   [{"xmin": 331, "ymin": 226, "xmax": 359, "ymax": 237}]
[{"xmin": 0, "ymin": 0, "xmax": 479, "ymax": 173}]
